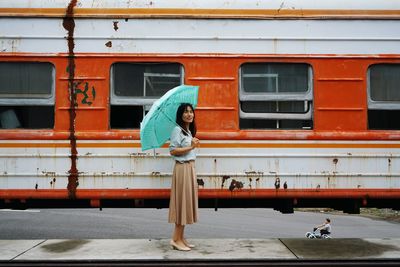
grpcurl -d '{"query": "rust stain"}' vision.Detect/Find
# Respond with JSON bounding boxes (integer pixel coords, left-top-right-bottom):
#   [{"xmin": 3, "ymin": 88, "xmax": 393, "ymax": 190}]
[
  {"xmin": 221, "ymin": 175, "xmax": 230, "ymax": 188},
  {"xmin": 105, "ymin": 41, "xmax": 112, "ymax": 47},
  {"xmin": 113, "ymin": 21, "xmax": 119, "ymax": 31},
  {"xmin": 49, "ymin": 177, "xmax": 56, "ymax": 189},
  {"xmin": 197, "ymin": 178, "xmax": 205, "ymax": 188},
  {"xmin": 63, "ymin": 0, "xmax": 79, "ymax": 199},
  {"xmin": 229, "ymin": 179, "xmax": 244, "ymax": 192},
  {"xmin": 274, "ymin": 177, "xmax": 281, "ymax": 189}
]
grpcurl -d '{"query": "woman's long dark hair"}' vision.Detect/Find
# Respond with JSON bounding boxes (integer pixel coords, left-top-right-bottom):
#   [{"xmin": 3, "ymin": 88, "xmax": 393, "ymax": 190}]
[{"xmin": 176, "ymin": 103, "xmax": 197, "ymax": 136}]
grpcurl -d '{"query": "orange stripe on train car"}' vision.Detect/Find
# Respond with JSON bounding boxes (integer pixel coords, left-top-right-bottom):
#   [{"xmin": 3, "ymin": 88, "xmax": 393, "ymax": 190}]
[
  {"xmin": 1, "ymin": 189, "xmax": 400, "ymax": 200},
  {"xmin": 0, "ymin": 142, "xmax": 400, "ymax": 149},
  {"xmin": 0, "ymin": 8, "xmax": 399, "ymax": 19}
]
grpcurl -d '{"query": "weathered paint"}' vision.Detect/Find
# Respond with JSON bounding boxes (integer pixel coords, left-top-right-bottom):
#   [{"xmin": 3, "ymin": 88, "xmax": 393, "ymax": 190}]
[
  {"xmin": 1, "ymin": 18, "xmax": 400, "ymax": 54},
  {"xmin": 0, "ymin": 0, "xmax": 399, "ymax": 208},
  {"xmin": 0, "ymin": 1, "xmax": 399, "ymax": 55},
  {"xmin": 0, "ymin": 141, "xmax": 399, "ymax": 191}
]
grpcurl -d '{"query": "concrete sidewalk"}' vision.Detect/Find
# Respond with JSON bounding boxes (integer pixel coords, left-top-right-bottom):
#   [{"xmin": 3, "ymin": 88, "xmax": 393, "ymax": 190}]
[{"xmin": 1, "ymin": 239, "xmax": 400, "ymax": 261}]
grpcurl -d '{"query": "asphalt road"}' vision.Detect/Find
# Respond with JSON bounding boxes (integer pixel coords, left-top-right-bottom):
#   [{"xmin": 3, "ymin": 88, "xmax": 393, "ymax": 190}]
[{"xmin": 0, "ymin": 208, "xmax": 399, "ymax": 239}]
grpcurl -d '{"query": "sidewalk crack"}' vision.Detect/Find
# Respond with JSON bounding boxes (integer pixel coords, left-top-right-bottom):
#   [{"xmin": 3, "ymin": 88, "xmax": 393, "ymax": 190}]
[
  {"xmin": 10, "ymin": 239, "xmax": 47, "ymax": 260},
  {"xmin": 278, "ymin": 238, "xmax": 299, "ymax": 259}
]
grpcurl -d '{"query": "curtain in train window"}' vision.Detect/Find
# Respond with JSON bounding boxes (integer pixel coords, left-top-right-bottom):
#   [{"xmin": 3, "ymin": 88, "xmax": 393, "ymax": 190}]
[
  {"xmin": 0, "ymin": 62, "xmax": 55, "ymax": 129},
  {"xmin": 239, "ymin": 63, "xmax": 313, "ymax": 129},
  {"xmin": 368, "ymin": 64, "xmax": 400, "ymax": 130},
  {"xmin": 110, "ymin": 63, "xmax": 183, "ymax": 129}
]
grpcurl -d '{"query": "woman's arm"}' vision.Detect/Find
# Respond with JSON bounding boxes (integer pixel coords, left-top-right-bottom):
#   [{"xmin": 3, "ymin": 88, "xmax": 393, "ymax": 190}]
[{"xmin": 170, "ymin": 137, "xmax": 199, "ymax": 156}]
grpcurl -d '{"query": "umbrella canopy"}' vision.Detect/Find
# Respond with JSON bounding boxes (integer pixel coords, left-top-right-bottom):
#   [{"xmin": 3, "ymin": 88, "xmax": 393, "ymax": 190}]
[{"xmin": 140, "ymin": 84, "xmax": 199, "ymax": 151}]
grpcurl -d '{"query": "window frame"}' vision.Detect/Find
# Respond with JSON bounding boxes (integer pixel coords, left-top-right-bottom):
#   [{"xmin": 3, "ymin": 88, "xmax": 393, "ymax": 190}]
[
  {"xmin": 109, "ymin": 62, "xmax": 185, "ymax": 128},
  {"xmin": 110, "ymin": 62, "xmax": 184, "ymax": 107},
  {"xmin": 239, "ymin": 62, "xmax": 314, "ymax": 121}
]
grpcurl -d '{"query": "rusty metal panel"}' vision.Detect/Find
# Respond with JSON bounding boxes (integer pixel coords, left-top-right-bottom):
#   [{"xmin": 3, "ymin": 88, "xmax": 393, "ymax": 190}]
[{"xmin": 1, "ymin": 140, "xmax": 399, "ymax": 191}]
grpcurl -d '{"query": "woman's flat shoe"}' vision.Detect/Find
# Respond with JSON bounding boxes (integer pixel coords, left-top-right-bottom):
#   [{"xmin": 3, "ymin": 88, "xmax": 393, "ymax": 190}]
[{"xmin": 170, "ymin": 240, "xmax": 191, "ymax": 251}]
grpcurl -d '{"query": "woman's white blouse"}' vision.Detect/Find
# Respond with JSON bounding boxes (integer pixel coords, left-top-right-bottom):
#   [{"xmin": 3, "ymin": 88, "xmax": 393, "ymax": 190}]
[{"xmin": 169, "ymin": 126, "xmax": 196, "ymax": 162}]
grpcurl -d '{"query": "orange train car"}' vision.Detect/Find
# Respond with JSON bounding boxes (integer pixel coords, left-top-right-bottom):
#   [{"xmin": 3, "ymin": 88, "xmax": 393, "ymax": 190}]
[{"xmin": 0, "ymin": 0, "xmax": 400, "ymax": 213}]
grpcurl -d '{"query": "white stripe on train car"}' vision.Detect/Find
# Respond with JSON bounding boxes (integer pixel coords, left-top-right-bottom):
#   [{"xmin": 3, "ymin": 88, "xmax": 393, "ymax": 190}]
[
  {"xmin": 1, "ymin": 18, "xmax": 399, "ymax": 54},
  {"xmin": 1, "ymin": 140, "xmax": 399, "ymax": 190}
]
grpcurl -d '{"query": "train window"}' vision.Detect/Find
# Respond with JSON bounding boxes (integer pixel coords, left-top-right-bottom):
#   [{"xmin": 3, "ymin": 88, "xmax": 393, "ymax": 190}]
[
  {"xmin": 110, "ymin": 63, "xmax": 183, "ymax": 128},
  {"xmin": 239, "ymin": 63, "xmax": 313, "ymax": 129},
  {"xmin": 368, "ymin": 64, "xmax": 400, "ymax": 130},
  {"xmin": 0, "ymin": 62, "xmax": 55, "ymax": 129}
]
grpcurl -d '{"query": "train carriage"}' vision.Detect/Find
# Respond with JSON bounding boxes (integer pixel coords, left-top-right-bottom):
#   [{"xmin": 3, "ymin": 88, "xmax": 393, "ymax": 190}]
[{"xmin": 0, "ymin": 0, "xmax": 400, "ymax": 213}]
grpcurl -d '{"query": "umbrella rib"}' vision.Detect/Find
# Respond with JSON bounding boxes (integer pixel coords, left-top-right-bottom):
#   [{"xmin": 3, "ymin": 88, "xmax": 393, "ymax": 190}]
[
  {"xmin": 152, "ymin": 107, "xmax": 173, "ymax": 146},
  {"xmin": 153, "ymin": 109, "xmax": 164, "ymax": 147},
  {"xmin": 159, "ymin": 108, "xmax": 191, "ymax": 136}
]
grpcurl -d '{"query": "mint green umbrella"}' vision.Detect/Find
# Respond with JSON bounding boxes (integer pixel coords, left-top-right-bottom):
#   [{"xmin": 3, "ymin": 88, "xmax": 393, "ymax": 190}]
[{"xmin": 140, "ymin": 84, "xmax": 199, "ymax": 151}]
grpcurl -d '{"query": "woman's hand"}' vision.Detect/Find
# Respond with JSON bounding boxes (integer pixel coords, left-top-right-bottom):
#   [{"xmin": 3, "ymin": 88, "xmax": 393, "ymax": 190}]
[{"xmin": 191, "ymin": 137, "xmax": 200, "ymax": 149}]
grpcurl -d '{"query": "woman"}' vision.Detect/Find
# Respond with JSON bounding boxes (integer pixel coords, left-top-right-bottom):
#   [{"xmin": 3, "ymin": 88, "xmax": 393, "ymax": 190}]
[{"xmin": 168, "ymin": 103, "xmax": 200, "ymax": 251}]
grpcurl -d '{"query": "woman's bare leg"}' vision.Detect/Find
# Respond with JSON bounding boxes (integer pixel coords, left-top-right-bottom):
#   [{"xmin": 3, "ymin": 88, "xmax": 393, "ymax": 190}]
[{"xmin": 171, "ymin": 224, "xmax": 190, "ymax": 250}]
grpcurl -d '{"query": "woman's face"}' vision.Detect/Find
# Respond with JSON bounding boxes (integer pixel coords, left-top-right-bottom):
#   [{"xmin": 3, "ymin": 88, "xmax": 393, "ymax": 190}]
[{"xmin": 182, "ymin": 106, "xmax": 194, "ymax": 124}]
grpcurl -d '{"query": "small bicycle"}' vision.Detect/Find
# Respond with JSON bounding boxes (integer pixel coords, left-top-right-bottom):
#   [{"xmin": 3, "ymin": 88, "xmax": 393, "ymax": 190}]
[{"xmin": 305, "ymin": 228, "xmax": 332, "ymax": 239}]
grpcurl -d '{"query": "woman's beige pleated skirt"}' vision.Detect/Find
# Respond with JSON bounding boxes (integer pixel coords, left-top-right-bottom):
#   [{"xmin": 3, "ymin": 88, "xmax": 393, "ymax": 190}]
[{"xmin": 168, "ymin": 161, "xmax": 198, "ymax": 225}]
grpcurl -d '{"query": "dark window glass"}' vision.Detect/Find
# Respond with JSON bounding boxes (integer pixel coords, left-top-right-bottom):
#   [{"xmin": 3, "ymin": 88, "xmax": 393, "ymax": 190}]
[
  {"xmin": 110, "ymin": 106, "xmax": 142, "ymax": 129},
  {"xmin": 0, "ymin": 106, "xmax": 54, "ymax": 129},
  {"xmin": 368, "ymin": 110, "xmax": 400, "ymax": 130},
  {"xmin": 370, "ymin": 64, "xmax": 400, "ymax": 101},
  {"xmin": 242, "ymin": 64, "xmax": 309, "ymax": 93},
  {"xmin": 112, "ymin": 63, "xmax": 181, "ymax": 98},
  {"xmin": 0, "ymin": 62, "xmax": 54, "ymax": 129},
  {"xmin": 368, "ymin": 64, "xmax": 400, "ymax": 130},
  {"xmin": 241, "ymin": 101, "xmax": 309, "ymax": 114},
  {"xmin": 0, "ymin": 62, "xmax": 53, "ymax": 98}
]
